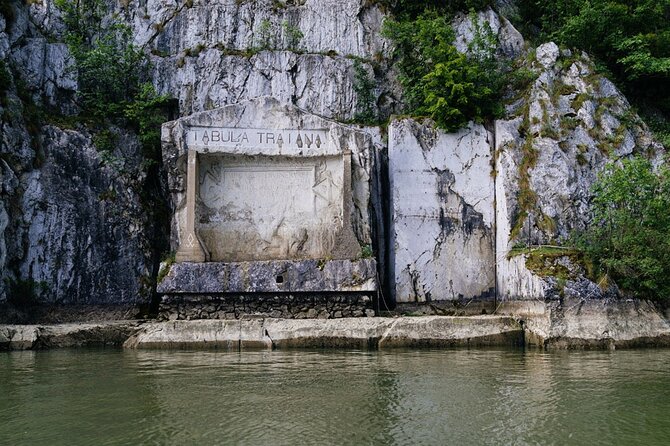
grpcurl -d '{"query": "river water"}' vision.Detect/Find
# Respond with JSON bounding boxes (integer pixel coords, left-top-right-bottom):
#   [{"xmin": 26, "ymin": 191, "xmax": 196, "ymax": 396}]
[{"xmin": 1, "ymin": 348, "xmax": 669, "ymax": 445}]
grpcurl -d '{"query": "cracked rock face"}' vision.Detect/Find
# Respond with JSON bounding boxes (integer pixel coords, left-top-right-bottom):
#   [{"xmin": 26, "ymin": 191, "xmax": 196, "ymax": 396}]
[
  {"xmin": 495, "ymin": 43, "xmax": 666, "ymax": 300},
  {"xmin": 20, "ymin": 0, "xmax": 398, "ymax": 120},
  {"xmin": 389, "ymin": 119, "xmax": 496, "ymax": 303},
  {"xmin": 1, "ymin": 5, "xmax": 159, "ymax": 305},
  {"xmin": 14, "ymin": 126, "xmax": 155, "ymax": 304}
]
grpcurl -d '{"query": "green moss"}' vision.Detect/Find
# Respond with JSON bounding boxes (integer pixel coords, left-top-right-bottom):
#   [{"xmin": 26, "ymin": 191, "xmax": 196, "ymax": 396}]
[
  {"xmin": 98, "ymin": 188, "xmax": 117, "ymax": 201},
  {"xmin": 510, "ymin": 135, "xmax": 538, "ymax": 240},
  {"xmin": 360, "ymin": 244, "xmax": 373, "ymax": 259},
  {"xmin": 576, "ymin": 152, "xmax": 588, "ymax": 166},
  {"xmin": 560, "ymin": 115, "xmax": 579, "ymax": 134},
  {"xmin": 571, "ymin": 93, "xmax": 591, "ymax": 112},
  {"xmin": 551, "ymin": 80, "xmax": 577, "ymax": 105},
  {"xmin": 156, "ymin": 252, "xmax": 176, "ymax": 284},
  {"xmin": 541, "ymin": 124, "xmax": 560, "ymax": 139},
  {"xmin": 508, "ymin": 246, "xmax": 583, "ymax": 281},
  {"xmin": 92, "ymin": 128, "xmax": 117, "ymax": 152}
]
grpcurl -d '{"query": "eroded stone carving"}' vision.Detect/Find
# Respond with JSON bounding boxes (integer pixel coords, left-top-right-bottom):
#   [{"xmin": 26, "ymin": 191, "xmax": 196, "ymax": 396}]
[
  {"xmin": 198, "ymin": 154, "xmax": 344, "ymax": 261},
  {"xmin": 162, "ymin": 97, "xmax": 381, "ymax": 265}
]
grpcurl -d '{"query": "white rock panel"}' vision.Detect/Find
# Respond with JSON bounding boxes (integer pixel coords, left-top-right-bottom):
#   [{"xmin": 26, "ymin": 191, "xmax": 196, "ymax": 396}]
[{"xmin": 389, "ymin": 119, "xmax": 495, "ymax": 303}]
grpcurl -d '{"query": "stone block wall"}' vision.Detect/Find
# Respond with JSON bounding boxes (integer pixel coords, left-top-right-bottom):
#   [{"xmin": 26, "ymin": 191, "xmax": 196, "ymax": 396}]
[{"xmin": 158, "ymin": 294, "xmax": 376, "ymax": 321}]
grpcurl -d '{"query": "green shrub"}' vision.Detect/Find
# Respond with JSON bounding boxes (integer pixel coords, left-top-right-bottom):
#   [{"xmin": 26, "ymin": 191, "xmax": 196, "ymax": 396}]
[
  {"xmin": 123, "ymin": 83, "xmax": 170, "ymax": 157},
  {"xmin": 382, "ymin": 9, "xmax": 504, "ymax": 131},
  {"xmin": 256, "ymin": 19, "xmax": 276, "ymax": 50},
  {"xmin": 55, "ymin": 0, "xmax": 171, "ymax": 156},
  {"xmin": 352, "ymin": 60, "xmax": 377, "ymax": 125},
  {"xmin": 282, "ymin": 21, "xmax": 303, "ymax": 51},
  {"xmin": 577, "ymin": 157, "xmax": 670, "ymax": 301},
  {"xmin": 56, "ymin": 0, "xmax": 149, "ymax": 117}
]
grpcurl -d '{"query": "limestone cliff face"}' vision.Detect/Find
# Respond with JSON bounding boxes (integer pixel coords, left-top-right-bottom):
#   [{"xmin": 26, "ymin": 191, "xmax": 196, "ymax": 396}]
[
  {"xmin": 495, "ymin": 43, "xmax": 664, "ymax": 302},
  {"xmin": 0, "ymin": 5, "xmax": 161, "ymax": 307},
  {"xmin": 0, "ymin": 1, "xmax": 666, "ymax": 313}
]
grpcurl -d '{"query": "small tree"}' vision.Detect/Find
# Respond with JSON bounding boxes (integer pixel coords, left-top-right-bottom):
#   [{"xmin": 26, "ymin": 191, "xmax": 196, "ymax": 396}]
[
  {"xmin": 579, "ymin": 157, "xmax": 670, "ymax": 301},
  {"xmin": 382, "ymin": 9, "xmax": 504, "ymax": 131}
]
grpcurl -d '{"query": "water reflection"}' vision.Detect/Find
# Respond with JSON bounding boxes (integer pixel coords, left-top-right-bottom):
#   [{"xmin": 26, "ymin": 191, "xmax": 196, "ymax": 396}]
[{"xmin": 1, "ymin": 349, "xmax": 669, "ymax": 445}]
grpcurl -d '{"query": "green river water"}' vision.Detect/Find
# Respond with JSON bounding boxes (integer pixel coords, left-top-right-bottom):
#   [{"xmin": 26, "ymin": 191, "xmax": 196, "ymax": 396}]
[{"xmin": 0, "ymin": 348, "xmax": 669, "ymax": 445}]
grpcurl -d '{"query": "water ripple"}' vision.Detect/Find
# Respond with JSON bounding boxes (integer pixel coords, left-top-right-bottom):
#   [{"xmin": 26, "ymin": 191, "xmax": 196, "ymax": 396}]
[{"xmin": 1, "ymin": 348, "xmax": 669, "ymax": 445}]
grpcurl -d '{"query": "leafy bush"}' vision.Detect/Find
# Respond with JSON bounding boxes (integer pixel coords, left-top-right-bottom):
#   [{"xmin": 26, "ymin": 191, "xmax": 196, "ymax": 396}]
[
  {"xmin": 56, "ymin": 0, "xmax": 158, "ymax": 116},
  {"xmin": 577, "ymin": 157, "xmax": 670, "ymax": 301},
  {"xmin": 382, "ymin": 9, "xmax": 504, "ymax": 131},
  {"xmin": 256, "ymin": 19, "xmax": 276, "ymax": 50},
  {"xmin": 55, "ymin": 0, "xmax": 171, "ymax": 153},
  {"xmin": 352, "ymin": 60, "xmax": 377, "ymax": 125},
  {"xmin": 282, "ymin": 21, "xmax": 304, "ymax": 51}
]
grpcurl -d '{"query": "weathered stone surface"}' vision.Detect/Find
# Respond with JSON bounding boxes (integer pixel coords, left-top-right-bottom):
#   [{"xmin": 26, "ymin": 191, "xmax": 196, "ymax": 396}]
[
  {"xmin": 124, "ymin": 315, "xmax": 525, "ymax": 349},
  {"xmin": 0, "ymin": 321, "xmax": 142, "ymax": 350},
  {"xmin": 163, "ymin": 97, "xmax": 381, "ymax": 262},
  {"xmin": 2, "ymin": 0, "xmax": 668, "ymax": 321},
  {"xmin": 500, "ymin": 299, "xmax": 670, "ymax": 349},
  {"xmin": 389, "ymin": 119, "xmax": 495, "ymax": 303},
  {"xmin": 1, "ymin": 304, "xmax": 668, "ymax": 350},
  {"xmin": 10, "ymin": 39, "xmax": 77, "ymax": 108},
  {"xmin": 494, "ymin": 43, "xmax": 665, "ymax": 301},
  {"xmin": 14, "ymin": 126, "xmax": 156, "ymax": 304},
  {"xmin": 158, "ymin": 259, "xmax": 377, "ymax": 293},
  {"xmin": 452, "ymin": 7, "xmax": 524, "ymax": 58}
]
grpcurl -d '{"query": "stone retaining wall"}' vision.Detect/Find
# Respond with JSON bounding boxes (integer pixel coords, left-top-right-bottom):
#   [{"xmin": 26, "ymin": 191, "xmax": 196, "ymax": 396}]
[{"xmin": 158, "ymin": 293, "xmax": 376, "ymax": 321}]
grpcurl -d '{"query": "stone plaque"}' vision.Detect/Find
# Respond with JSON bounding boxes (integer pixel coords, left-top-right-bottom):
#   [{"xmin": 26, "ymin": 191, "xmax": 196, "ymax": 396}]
[
  {"xmin": 163, "ymin": 98, "xmax": 369, "ymax": 265},
  {"xmin": 186, "ymin": 127, "xmax": 333, "ymax": 156},
  {"xmin": 198, "ymin": 154, "xmax": 345, "ymax": 262}
]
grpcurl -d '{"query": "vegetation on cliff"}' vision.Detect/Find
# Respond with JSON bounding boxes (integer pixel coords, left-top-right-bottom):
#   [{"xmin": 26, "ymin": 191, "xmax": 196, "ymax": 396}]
[
  {"xmin": 515, "ymin": 0, "xmax": 670, "ymax": 147},
  {"xmin": 578, "ymin": 158, "xmax": 670, "ymax": 301},
  {"xmin": 54, "ymin": 0, "xmax": 171, "ymax": 157},
  {"xmin": 382, "ymin": 5, "xmax": 504, "ymax": 131}
]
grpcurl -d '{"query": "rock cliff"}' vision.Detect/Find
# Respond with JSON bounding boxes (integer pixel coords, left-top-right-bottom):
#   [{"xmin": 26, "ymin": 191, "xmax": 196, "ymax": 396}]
[{"xmin": 0, "ymin": 0, "xmax": 666, "ymax": 321}]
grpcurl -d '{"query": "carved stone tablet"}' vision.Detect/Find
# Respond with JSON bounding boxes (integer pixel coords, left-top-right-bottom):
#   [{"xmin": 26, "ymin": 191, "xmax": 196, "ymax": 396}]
[
  {"xmin": 198, "ymin": 154, "xmax": 344, "ymax": 261},
  {"xmin": 161, "ymin": 98, "xmax": 371, "ymax": 264}
]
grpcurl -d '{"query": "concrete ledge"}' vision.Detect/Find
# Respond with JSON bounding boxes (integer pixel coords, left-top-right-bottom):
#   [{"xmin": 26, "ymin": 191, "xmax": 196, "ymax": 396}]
[
  {"xmin": 123, "ymin": 316, "xmax": 525, "ymax": 349},
  {"xmin": 512, "ymin": 298, "xmax": 670, "ymax": 350},
  {"xmin": 2, "ymin": 299, "xmax": 669, "ymax": 351},
  {"xmin": 158, "ymin": 259, "xmax": 377, "ymax": 294}
]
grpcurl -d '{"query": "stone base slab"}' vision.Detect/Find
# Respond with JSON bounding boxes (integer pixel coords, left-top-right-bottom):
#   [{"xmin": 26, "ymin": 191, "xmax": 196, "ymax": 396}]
[
  {"xmin": 2, "ymin": 299, "xmax": 668, "ymax": 351},
  {"xmin": 0, "ymin": 321, "xmax": 142, "ymax": 351},
  {"xmin": 158, "ymin": 293, "xmax": 376, "ymax": 321},
  {"xmin": 157, "ymin": 258, "xmax": 377, "ymax": 294}
]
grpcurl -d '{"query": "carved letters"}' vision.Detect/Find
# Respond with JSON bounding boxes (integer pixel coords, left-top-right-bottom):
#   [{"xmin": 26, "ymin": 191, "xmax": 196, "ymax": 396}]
[{"xmin": 187, "ymin": 127, "xmax": 328, "ymax": 152}]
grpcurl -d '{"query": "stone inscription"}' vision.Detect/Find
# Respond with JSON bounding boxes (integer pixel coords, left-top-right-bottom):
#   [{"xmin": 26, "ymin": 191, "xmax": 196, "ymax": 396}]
[
  {"xmin": 187, "ymin": 127, "xmax": 329, "ymax": 152},
  {"xmin": 197, "ymin": 155, "xmax": 344, "ymax": 261},
  {"xmin": 201, "ymin": 165, "xmax": 316, "ymax": 217}
]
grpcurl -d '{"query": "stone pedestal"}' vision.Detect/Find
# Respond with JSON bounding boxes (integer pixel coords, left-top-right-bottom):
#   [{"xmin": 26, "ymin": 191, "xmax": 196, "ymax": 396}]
[{"xmin": 157, "ymin": 259, "xmax": 378, "ymax": 320}]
